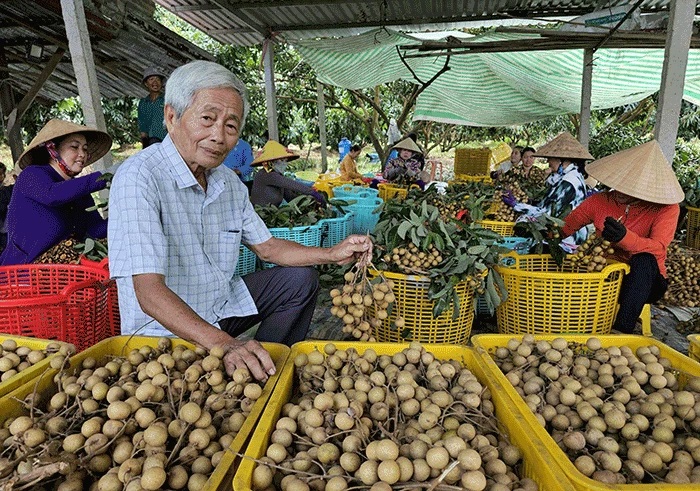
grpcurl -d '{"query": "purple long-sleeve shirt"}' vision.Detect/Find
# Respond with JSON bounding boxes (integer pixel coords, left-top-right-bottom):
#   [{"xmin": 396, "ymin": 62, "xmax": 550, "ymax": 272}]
[{"xmin": 0, "ymin": 164, "xmax": 107, "ymax": 265}]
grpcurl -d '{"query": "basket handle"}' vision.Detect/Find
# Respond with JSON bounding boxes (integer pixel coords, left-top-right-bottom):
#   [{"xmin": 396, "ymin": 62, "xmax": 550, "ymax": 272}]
[{"xmin": 60, "ymin": 278, "xmax": 108, "ymax": 298}]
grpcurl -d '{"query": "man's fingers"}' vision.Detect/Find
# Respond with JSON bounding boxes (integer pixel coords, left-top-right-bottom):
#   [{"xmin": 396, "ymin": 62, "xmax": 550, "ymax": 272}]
[
  {"xmin": 224, "ymin": 346, "xmax": 269, "ymax": 382},
  {"xmin": 246, "ymin": 341, "xmax": 276, "ymax": 376}
]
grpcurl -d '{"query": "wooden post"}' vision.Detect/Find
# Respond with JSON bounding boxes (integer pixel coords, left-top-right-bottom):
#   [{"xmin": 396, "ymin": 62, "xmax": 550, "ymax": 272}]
[
  {"xmin": 60, "ymin": 0, "xmax": 112, "ymax": 169},
  {"xmin": 316, "ymin": 80, "xmax": 328, "ymax": 172},
  {"xmin": 0, "ymin": 47, "xmax": 22, "ymax": 163},
  {"xmin": 579, "ymin": 48, "xmax": 593, "ymax": 150},
  {"xmin": 263, "ymin": 37, "xmax": 279, "ymax": 143},
  {"xmin": 654, "ymin": 0, "xmax": 694, "ymax": 163}
]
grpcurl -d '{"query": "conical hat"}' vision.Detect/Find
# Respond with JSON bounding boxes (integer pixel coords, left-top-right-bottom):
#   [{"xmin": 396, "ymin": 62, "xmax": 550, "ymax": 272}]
[
  {"xmin": 251, "ymin": 140, "xmax": 300, "ymax": 166},
  {"xmin": 16, "ymin": 119, "xmax": 112, "ymax": 170},
  {"xmin": 534, "ymin": 132, "xmax": 594, "ymax": 160},
  {"xmin": 392, "ymin": 137, "xmax": 423, "ymax": 156},
  {"xmin": 585, "ymin": 140, "xmax": 684, "ymax": 205}
]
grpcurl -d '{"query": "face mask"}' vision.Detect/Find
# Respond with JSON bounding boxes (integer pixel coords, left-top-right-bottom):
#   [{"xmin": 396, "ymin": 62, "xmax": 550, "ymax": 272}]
[{"xmin": 273, "ymin": 162, "xmax": 288, "ymax": 174}]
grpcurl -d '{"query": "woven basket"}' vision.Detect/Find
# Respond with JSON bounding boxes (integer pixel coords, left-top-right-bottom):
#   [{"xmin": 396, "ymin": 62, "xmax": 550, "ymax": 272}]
[{"xmin": 495, "ymin": 254, "xmax": 629, "ymax": 335}]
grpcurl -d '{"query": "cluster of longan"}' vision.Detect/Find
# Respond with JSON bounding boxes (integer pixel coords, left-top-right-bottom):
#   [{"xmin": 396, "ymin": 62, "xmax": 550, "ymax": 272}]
[
  {"xmin": 330, "ymin": 271, "xmax": 398, "ymax": 342},
  {"xmin": 568, "ymin": 234, "xmax": 614, "ymax": 272},
  {"xmin": 382, "ymin": 243, "xmax": 443, "ymax": 274}
]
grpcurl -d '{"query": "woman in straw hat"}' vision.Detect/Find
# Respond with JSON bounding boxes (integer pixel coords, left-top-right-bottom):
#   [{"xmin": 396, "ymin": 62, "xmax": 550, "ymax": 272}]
[
  {"xmin": 561, "ymin": 140, "xmax": 683, "ymax": 333},
  {"xmin": 0, "ymin": 119, "xmax": 113, "ymax": 265},
  {"xmin": 382, "ymin": 137, "xmax": 428, "ymax": 187},
  {"xmin": 250, "ymin": 140, "xmax": 326, "ymax": 207},
  {"xmin": 504, "ymin": 132, "xmax": 593, "ymax": 244}
]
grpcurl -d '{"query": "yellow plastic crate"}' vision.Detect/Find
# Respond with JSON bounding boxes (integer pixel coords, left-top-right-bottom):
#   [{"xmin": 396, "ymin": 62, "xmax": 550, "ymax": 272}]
[
  {"xmin": 686, "ymin": 206, "xmax": 700, "ymax": 248},
  {"xmin": 495, "ymin": 254, "xmax": 630, "ymax": 335},
  {"xmin": 312, "ymin": 178, "xmax": 350, "ymax": 198},
  {"xmin": 472, "ymin": 334, "xmax": 700, "ymax": 491},
  {"xmin": 489, "ymin": 142, "xmax": 514, "ymax": 167},
  {"xmin": 689, "ymin": 334, "xmax": 700, "ymax": 362},
  {"xmin": 475, "ymin": 219, "xmax": 516, "ymax": 236},
  {"xmin": 0, "ymin": 336, "xmax": 289, "ymax": 491},
  {"xmin": 376, "ymin": 183, "xmax": 420, "ymax": 201},
  {"xmin": 370, "ymin": 270, "xmax": 476, "ymax": 344},
  {"xmin": 455, "ymin": 147, "xmax": 492, "ymax": 176},
  {"xmin": 234, "ymin": 341, "xmax": 576, "ymax": 491},
  {"xmin": 0, "ymin": 334, "xmax": 66, "ymax": 398},
  {"xmin": 453, "ymin": 173, "xmax": 493, "ymax": 184}
]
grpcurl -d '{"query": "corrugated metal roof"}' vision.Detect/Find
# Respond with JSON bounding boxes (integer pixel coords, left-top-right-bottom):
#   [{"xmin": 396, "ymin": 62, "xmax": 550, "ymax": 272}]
[
  {"xmin": 154, "ymin": 0, "xmax": 697, "ymax": 46},
  {"xmin": 0, "ymin": 0, "xmax": 213, "ymax": 103}
]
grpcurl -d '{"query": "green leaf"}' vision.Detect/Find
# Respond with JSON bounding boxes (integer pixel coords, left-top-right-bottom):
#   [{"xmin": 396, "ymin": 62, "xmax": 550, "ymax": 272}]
[{"xmin": 397, "ymin": 221, "xmax": 412, "ymax": 240}]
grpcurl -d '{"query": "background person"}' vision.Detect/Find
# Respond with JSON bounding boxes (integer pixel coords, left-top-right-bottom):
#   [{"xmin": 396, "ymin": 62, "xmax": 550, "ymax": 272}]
[
  {"xmin": 561, "ymin": 140, "xmax": 682, "ymax": 334},
  {"xmin": 382, "ymin": 137, "xmax": 428, "ymax": 187},
  {"xmin": 250, "ymin": 140, "xmax": 326, "ymax": 207},
  {"xmin": 109, "ymin": 61, "xmax": 371, "ymax": 381},
  {"xmin": 492, "ymin": 145, "xmax": 523, "ymax": 178},
  {"xmin": 0, "ymin": 163, "xmax": 11, "ymax": 254},
  {"xmin": 339, "ymin": 144, "xmax": 363, "ymax": 182},
  {"xmin": 223, "ymin": 138, "xmax": 254, "ymax": 191},
  {"xmin": 138, "ymin": 66, "xmax": 167, "ymax": 148},
  {"xmin": 0, "ymin": 119, "xmax": 113, "ymax": 265}
]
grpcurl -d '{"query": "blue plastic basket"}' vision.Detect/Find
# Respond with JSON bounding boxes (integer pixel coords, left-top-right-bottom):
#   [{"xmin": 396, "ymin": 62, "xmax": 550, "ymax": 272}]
[
  {"xmin": 346, "ymin": 197, "xmax": 383, "ymax": 235},
  {"xmin": 496, "ymin": 237, "xmax": 532, "ymax": 255},
  {"xmin": 263, "ymin": 224, "xmax": 323, "ymax": 268},
  {"xmin": 318, "ymin": 212, "xmax": 354, "ymax": 247},
  {"xmin": 234, "ymin": 245, "xmax": 257, "ymax": 276},
  {"xmin": 332, "ymin": 185, "xmax": 379, "ymax": 200}
]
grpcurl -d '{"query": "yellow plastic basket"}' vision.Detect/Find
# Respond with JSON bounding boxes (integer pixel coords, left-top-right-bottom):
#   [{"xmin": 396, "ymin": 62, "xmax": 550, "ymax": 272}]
[
  {"xmin": 0, "ymin": 336, "xmax": 289, "ymax": 491},
  {"xmin": 689, "ymin": 334, "xmax": 700, "ymax": 362},
  {"xmin": 472, "ymin": 334, "xmax": 700, "ymax": 491},
  {"xmin": 0, "ymin": 334, "xmax": 66, "ymax": 398},
  {"xmin": 495, "ymin": 254, "xmax": 630, "ymax": 335},
  {"xmin": 686, "ymin": 206, "xmax": 700, "ymax": 248},
  {"xmin": 489, "ymin": 142, "xmax": 513, "ymax": 167},
  {"xmin": 313, "ymin": 178, "xmax": 350, "ymax": 198},
  {"xmin": 367, "ymin": 270, "xmax": 475, "ymax": 344},
  {"xmin": 455, "ymin": 147, "xmax": 492, "ymax": 176},
  {"xmin": 475, "ymin": 219, "xmax": 516, "ymax": 236},
  {"xmin": 453, "ymin": 173, "xmax": 494, "ymax": 184},
  {"xmin": 234, "ymin": 341, "xmax": 576, "ymax": 491}
]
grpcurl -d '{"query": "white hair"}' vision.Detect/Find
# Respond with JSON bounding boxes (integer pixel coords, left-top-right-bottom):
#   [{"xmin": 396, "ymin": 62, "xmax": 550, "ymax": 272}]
[{"xmin": 165, "ymin": 60, "xmax": 249, "ymax": 128}]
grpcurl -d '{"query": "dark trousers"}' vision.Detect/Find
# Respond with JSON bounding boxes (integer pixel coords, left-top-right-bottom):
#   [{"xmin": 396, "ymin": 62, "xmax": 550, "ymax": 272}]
[
  {"xmin": 613, "ymin": 253, "xmax": 668, "ymax": 333},
  {"xmin": 219, "ymin": 266, "xmax": 319, "ymax": 345}
]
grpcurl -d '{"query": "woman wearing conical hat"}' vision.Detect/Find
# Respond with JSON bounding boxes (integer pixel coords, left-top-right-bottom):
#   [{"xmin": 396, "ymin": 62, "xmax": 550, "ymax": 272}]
[
  {"xmin": 0, "ymin": 119, "xmax": 114, "ymax": 265},
  {"xmin": 250, "ymin": 140, "xmax": 326, "ymax": 207},
  {"xmin": 383, "ymin": 137, "xmax": 428, "ymax": 187},
  {"xmin": 504, "ymin": 132, "xmax": 593, "ymax": 244},
  {"xmin": 561, "ymin": 140, "xmax": 683, "ymax": 333}
]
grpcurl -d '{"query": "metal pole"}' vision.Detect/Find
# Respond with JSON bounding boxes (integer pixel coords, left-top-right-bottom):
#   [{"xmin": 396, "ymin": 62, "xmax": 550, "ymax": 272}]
[{"xmin": 579, "ymin": 48, "xmax": 594, "ymax": 150}]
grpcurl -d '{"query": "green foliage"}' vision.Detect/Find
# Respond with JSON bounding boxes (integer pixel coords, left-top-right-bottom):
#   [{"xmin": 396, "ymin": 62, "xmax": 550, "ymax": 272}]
[
  {"xmin": 373, "ymin": 195, "xmax": 506, "ymax": 317},
  {"xmin": 588, "ymin": 122, "xmax": 649, "ymax": 160},
  {"xmin": 254, "ymin": 194, "xmax": 344, "ymax": 228},
  {"xmin": 73, "ymin": 237, "xmax": 108, "ymax": 261},
  {"xmin": 673, "ymin": 139, "xmax": 700, "ymax": 208}
]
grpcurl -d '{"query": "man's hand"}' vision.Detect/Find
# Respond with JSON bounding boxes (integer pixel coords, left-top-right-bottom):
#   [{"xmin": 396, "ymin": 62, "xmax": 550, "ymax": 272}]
[
  {"xmin": 330, "ymin": 235, "xmax": 373, "ymax": 266},
  {"xmin": 602, "ymin": 216, "xmax": 627, "ymax": 243},
  {"xmin": 221, "ymin": 339, "xmax": 276, "ymax": 382}
]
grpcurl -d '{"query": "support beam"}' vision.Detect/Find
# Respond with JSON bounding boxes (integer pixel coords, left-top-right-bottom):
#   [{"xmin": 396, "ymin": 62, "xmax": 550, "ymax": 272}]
[
  {"xmin": 316, "ymin": 81, "xmax": 328, "ymax": 172},
  {"xmin": 263, "ymin": 38, "xmax": 279, "ymax": 142},
  {"xmin": 654, "ymin": 0, "xmax": 694, "ymax": 163},
  {"xmin": 5, "ymin": 48, "xmax": 66, "ymax": 163},
  {"xmin": 0, "ymin": 47, "xmax": 22, "ymax": 163},
  {"xmin": 60, "ymin": 0, "xmax": 111, "ymax": 169},
  {"xmin": 579, "ymin": 48, "xmax": 593, "ymax": 150}
]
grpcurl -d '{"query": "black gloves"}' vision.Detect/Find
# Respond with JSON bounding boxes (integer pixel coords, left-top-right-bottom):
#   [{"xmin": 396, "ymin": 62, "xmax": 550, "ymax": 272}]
[{"xmin": 602, "ymin": 216, "xmax": 627, "ymax": 243}]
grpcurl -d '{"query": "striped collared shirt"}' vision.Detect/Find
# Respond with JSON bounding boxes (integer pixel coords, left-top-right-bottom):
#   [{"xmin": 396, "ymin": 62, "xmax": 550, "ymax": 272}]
[{"xmin": 108, "ymin": 136, "xmax": 271, "ymax": 336}]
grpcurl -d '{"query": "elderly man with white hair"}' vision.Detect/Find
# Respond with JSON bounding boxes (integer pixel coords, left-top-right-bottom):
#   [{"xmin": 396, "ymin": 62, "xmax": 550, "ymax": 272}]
[{"xmin": 109, "ymin": 60, "xmax": 372, "ymax": 380}]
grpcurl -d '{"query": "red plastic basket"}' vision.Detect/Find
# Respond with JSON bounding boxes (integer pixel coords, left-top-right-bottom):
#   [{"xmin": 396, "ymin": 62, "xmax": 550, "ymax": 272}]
[
  {"xmin": 78, "ymin": 257, "xmax": 120, "ymax": 337},
  {"xmin": 0, "ymin": 264, "xmax": 116, "ymax": 351}
]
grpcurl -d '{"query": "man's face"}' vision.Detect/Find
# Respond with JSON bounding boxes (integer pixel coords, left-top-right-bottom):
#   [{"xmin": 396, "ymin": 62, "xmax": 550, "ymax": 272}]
[
  {"xmin": 521, "ymin": 150, "xmax": 535, "ymax": 168},
  {"xmin": 144, "ymin": 75, "xmax": 163, "ymax": 93},
  {"xmin": 165, "ymin": 87, "xmax": 244, "ymax": 171}
]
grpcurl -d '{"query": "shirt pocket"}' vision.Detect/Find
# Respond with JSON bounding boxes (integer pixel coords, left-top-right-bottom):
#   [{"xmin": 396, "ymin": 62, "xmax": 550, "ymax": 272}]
[{"xmin": 214, "ymin": 230, "xmax": 242, "ymax": 276}]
